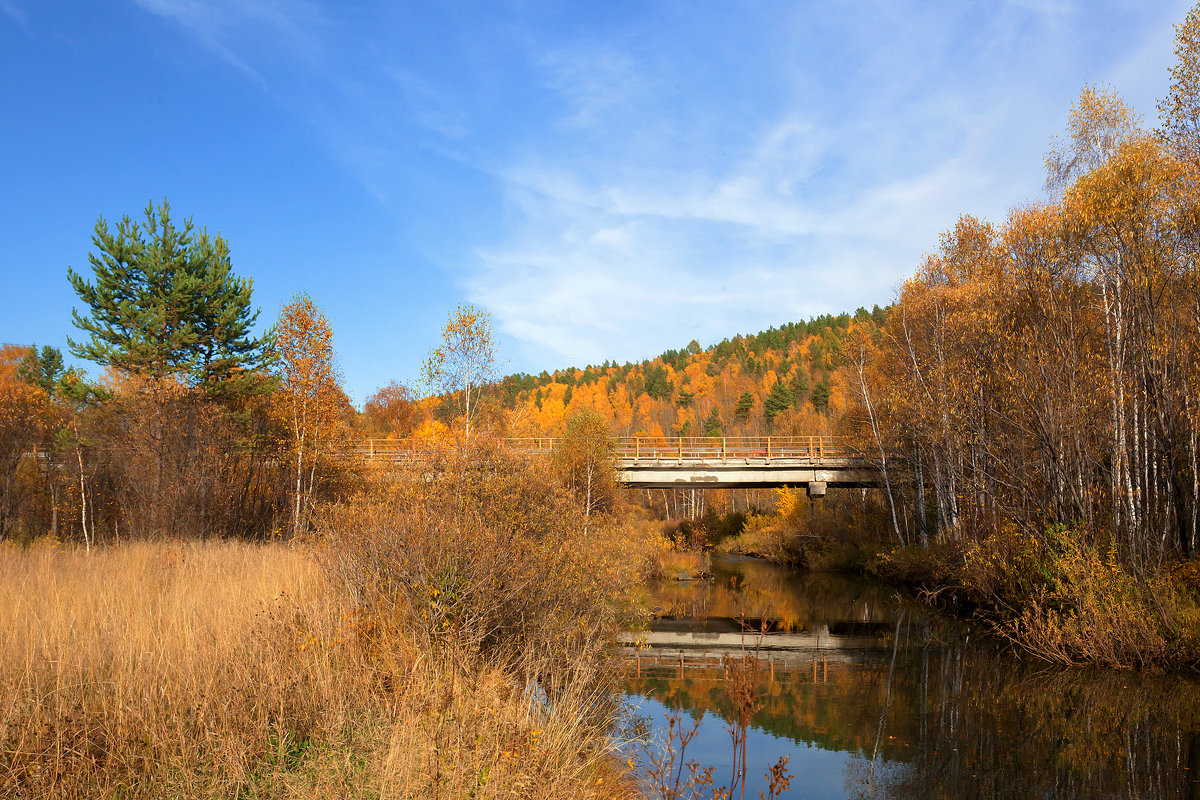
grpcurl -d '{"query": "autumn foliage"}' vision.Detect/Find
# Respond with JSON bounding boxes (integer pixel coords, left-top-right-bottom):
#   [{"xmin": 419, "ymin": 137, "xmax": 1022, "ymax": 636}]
[
  {"xmin": 486, "ymin": 316, "xmax": 874, "ymax": 442},
  {"xmin": 275, "ymin": 294, "xmax": 353, "ymax": 534},
  {"xmin": 850, "ymin": 88, "xmax": 1200, "ymax": 565},
  {"xmin": 795, "ymin": 10, "xmax": 1200, "ymax": 668}
]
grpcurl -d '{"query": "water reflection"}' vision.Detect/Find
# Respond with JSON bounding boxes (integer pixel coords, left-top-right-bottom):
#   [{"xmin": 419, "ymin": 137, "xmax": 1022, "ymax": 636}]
[{"xmin": 622, "ymin": 555, "xmax": 1200, "ymax": 799}]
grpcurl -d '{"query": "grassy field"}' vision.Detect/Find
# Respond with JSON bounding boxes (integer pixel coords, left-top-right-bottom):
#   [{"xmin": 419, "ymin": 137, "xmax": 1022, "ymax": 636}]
[{"xmin": 0, "ymin": 538, "xmax": 643, "ymax": 799}]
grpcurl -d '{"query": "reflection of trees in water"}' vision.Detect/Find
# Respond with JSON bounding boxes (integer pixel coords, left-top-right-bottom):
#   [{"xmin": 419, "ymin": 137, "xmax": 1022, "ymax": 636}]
[
  {"xmin": 626, "ymin": 654, "xmax": 912, "ymax": 757},
  {"xmin": 848, "ymin": 619, "xmax": 1200, "ymax": 799},
  {"xmin": 648, "ymin": 557, "xmax": 904, "ymax": 632},
  {"xmin": 630, "ymin": 586, "xmax": 1200, "ymax": 799}
]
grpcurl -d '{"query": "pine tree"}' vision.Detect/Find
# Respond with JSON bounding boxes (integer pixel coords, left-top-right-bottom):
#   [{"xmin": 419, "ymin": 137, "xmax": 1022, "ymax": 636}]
[
  {"xmin": 763, "ymin": 379, "xmax": 795, "ymax": 422},
  {"xmin": 67, "ymin": 200, "xmax": 271, "ymax": 397},
  {"xmin": 645, "ymin": 365, "xmax": 673, "ymax": 400},
  {"xmin": 17, "ymin": 346, "xmax": 64, "ymax": 399},
  {"xmin": 811, "ymin": 378, "xmax": 831, "ymax": 413},
  {"xmin": 703, "ymin": 407, "xmax": 724, "ymax": 438},
  {"xmin": 789, "ymin": 367, "xmax": 810, "ymax": 401},
  {"xmin": 735, "ymin": 391, "xmax": 754, "ymax": 420}
]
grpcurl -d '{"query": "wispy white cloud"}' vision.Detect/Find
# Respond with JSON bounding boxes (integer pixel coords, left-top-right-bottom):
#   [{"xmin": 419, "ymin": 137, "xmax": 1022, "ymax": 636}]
[
  {"xmin": 390, "ymin": 69, "xmax": 469, "ymax": 140},
  {"xmin": 0, "ymin": 0, "xmax": 29, "ymax": 29},
  {"xmin": 131, "ymin": 0, "xmax": 324, "ymax": 81},
  {"xmin": 122, "ymin": 0, "xmax": 1190, "ymax": 374},
  {"xmin": 541, "ymin": 46, "xmax": 641, "ymax": 129},
  {"xmin": 459, "ymin": 1, "xmax": 1180, "ymax": 369},
  {"xmin": 468, "ymin": 142, "xmax": 1000, "ymax": 367}
]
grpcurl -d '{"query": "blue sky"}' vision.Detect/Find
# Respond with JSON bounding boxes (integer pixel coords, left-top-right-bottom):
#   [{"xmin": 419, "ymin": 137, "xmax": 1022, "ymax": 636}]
[{"xmin": 0, "ymin": 1, "xmax": 1193, "ymax": 403}]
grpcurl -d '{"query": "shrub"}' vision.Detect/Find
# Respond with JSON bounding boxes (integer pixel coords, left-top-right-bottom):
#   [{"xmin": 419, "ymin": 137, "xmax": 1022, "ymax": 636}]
[
  {"xmin": 718, "ymin": 513, "xmax": 798, "ymax": 563},
  {"xmin": 314, "ymin": 441, "xmax": 648, "ymax": 682},
  {"xmin": 874, "ymin": 524, "xmax": 1200, "ymax": 669}
]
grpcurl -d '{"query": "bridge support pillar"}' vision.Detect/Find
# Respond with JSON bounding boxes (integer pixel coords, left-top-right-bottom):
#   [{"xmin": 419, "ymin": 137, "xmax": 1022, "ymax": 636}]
[{"xmin": 806, "ymin": 481, "xmax": 827, "ymax": 498}]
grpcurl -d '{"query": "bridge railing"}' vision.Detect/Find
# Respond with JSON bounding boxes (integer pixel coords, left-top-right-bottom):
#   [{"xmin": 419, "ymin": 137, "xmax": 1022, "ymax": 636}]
[
  {"xmin": 349, "ymin": 436, "xmax": 850, "ymax": 462},
  {"xmin": 615, "ymin": 436, "xmax": 847, "ymax": 460}
]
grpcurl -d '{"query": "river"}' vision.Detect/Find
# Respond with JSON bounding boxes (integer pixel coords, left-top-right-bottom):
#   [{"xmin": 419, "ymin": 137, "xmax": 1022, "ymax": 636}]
[{"xmin": 619, "ymin": 554, "xmax": 1200, "ymax": 799}]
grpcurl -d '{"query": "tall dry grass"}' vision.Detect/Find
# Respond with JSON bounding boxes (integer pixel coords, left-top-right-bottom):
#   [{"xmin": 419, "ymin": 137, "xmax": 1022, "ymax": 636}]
[
  {"xmin": 0, "ymin": 538, "xmax": 641, "ymax": 798},
  {"xmin": 0, "ymin": 539, "xmax": 365, "ymax": 798}
]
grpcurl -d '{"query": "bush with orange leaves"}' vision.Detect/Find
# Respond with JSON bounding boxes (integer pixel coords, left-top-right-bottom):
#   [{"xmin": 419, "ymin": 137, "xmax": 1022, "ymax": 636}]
[{"xmin": 315, "ymin": 437, "xmax": 655, "ymax": 684}]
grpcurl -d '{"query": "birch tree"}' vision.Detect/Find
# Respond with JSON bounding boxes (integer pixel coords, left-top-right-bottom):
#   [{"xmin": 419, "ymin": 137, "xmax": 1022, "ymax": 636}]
[
  {"xmin": 275, "ymin": 294, "xmax": 342, "ymax": 534},
  {"xmin": 421, "ymin": 305, "xmax": 498, "ymax": 451}
]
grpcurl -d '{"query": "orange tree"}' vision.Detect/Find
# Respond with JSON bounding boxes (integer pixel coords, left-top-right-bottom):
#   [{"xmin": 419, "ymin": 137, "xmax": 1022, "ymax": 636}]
[{"xmin": 274, "ymin": 294, "xmax": 347, "ymax": 533}]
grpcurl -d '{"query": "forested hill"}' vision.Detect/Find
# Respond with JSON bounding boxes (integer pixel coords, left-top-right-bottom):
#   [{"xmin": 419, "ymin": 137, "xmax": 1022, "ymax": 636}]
[{"xmin": 491, "ymin": 306, "xmax": 889, "ymax": 438}]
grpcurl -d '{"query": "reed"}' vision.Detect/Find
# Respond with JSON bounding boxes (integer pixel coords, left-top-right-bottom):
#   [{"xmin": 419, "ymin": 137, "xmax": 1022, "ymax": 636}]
[{"xmin": 0, "ymin": 536, "xmax": 639, "ymax": 798}]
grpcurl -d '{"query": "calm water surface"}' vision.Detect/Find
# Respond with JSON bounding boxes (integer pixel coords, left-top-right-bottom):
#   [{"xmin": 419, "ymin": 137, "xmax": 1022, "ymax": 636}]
[{"xmin": 620, "ymin": 555, "xmax": 1200, "ymax": 799}]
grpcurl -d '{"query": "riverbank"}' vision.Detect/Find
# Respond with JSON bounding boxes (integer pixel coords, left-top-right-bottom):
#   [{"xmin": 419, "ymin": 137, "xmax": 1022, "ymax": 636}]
[{"xmin": 720, "ymin": 520, "xmax": 1200, "ymax": 671}]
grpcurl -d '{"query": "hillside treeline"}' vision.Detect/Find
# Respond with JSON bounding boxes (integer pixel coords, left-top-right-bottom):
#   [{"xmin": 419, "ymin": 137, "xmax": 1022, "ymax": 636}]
[
  {"xmin": 360, "ymin": 310, "xmax": 885, "ymax": 445},
  {"xmin": 499, "ymin": 308, "xmax": 887, "ymax": 439}
]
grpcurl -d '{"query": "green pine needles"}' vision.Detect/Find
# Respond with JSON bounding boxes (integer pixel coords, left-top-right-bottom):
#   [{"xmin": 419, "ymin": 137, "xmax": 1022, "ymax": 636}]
[
  {"xmin": 763, "ymin": 378, "xmax": 795, "ymax": 422},
  {"xmin": 67, "ymin": 199, "xmax": 273, "ymax": 397}
]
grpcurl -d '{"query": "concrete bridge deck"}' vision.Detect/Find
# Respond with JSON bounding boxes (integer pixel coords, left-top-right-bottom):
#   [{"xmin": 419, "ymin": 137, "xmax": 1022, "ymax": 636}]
[{"xmin": 352, "ymin": 436, "xmax": 881, "ymax": 494}]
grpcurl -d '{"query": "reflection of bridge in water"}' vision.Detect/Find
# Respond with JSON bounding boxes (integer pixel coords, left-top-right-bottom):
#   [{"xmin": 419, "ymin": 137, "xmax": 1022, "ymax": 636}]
[
  {"xmin": 628, "ymin": 556, "xmax": 911, "ymax": 674},
  {"xmin": 619, "ymin": 615, "xmax": 899, "ymax": 670},
  {"xmin": 352, "ymin": 436, "xmax": 881, "ymax": 496}
]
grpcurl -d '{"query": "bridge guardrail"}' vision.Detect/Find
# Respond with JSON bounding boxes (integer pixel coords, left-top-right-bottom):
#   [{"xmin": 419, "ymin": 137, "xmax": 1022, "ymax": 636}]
[
  {"xmin": 614, "ymin": 436, "xmax": 846, "ymax": 460},
  {"xmin": 349, "ymin": 436, "xmax": 852, "ymax": 462}
]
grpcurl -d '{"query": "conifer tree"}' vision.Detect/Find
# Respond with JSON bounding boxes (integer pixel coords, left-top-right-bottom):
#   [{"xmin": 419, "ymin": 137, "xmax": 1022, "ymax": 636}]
[
  {"xmin": 811, "ymin": 378, "xmax": 831, "ymax": 413},
  {"xmin": 644, "ymin": 365, "xmax": 673, "ymax": 400},
  {"xmin": 703, "ymin": 407, "xmax": 724, "ymax": 438},
  {"xmin": 17, "ymin": 346, "xmax": 64, "ymax": 399},
  {"xmin": 763, "ymin": 379, "xmax": 795, "ymax": 422},
  {"xmin": 789, "ymin": 367, "xmax": 810, "ymax": 401},
  {"xmin": 735, "ymin": 391, "xmax": 754, "ymax": 420},
  {"xmin": 67, "ymin": 199, "xmax": 271, "ymax": 397}
]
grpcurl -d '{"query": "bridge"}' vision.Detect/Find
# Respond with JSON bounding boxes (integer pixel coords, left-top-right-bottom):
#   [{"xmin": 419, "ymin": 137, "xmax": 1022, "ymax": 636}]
[{"xmin": 352, "ymin": 436, "xmax": 880, "ymax": 496}]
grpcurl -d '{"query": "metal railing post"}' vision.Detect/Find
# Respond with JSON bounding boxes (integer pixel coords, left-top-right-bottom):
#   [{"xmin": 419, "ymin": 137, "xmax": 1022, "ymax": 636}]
[{"xmin": 766, "ymin": 437, "xmax": 771, "ymax": 459}]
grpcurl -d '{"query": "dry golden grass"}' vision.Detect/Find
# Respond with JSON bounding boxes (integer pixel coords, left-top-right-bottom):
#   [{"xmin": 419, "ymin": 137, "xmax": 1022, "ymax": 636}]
[
  {"xmin": 0, "ymin": 539, "xmax": 638, "ymax": 799},
  {"xmin": 381, "ymin": 659, "xmax": 635, "ymax": 799},
  {"xmin": 652, "ymin": 547, "xmax": 710, "ymax": 581},
  {"xmin": 0, "ymin": 539, "xmax": 363, "ymax": 798}
]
